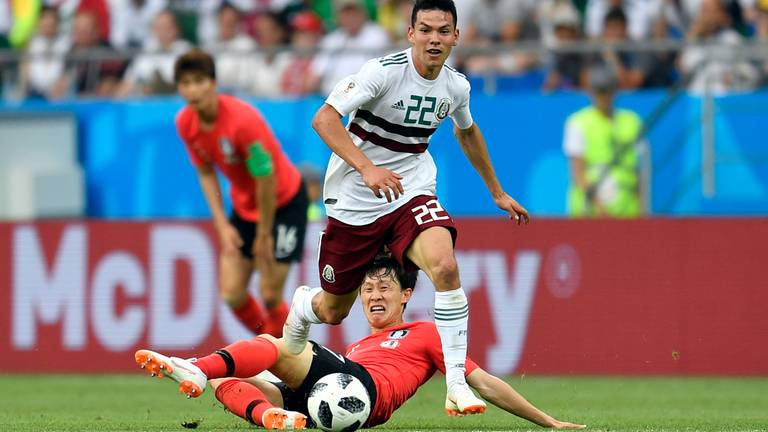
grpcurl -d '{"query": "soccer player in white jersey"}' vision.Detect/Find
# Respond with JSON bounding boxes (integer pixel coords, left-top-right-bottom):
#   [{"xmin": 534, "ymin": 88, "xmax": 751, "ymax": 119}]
[{"xmin": 283, "ymin": 0, "xmax": 530, "ymax": 415}]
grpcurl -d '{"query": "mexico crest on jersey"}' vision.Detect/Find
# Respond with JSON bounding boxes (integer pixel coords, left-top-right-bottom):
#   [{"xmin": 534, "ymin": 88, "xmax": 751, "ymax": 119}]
[
  {"xmin": 322, "ymin": 264, "xmax": 336, "ymax": 283},
  {"xmin": 436, "ymin": 98, "xmax": 451, "ymax": 120}
]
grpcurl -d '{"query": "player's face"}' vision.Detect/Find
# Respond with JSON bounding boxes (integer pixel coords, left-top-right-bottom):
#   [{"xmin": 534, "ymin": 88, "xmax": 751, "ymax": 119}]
[
  {"xmin": 407, "ymin": 9, "xmax": 458, "ymax": 74},
  {"xmin": 177, "ymin": 72, "xmax": 217, "ymax": 113},
  {"xmin": 360, "ymin": 274, "xmax": 413, "ymax": 330}
]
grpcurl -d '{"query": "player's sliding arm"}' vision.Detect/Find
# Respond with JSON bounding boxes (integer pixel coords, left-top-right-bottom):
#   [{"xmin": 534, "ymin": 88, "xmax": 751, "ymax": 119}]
[
  {"xmin": 247, "ymin": 142, "xmax": 277, "ymax": 269},
  {"xmin": 312, "ymin": 104, "xmax": 403, "ymax": 202},
  {"xmin": 196, "ymin": 164, "xmax": 242, "ymax": 253},
  {"xmin": 466, "ymin": 368, "xmax": 586, "ymax": 430},
  {"xmin": 454, "ymin": 123, "xmax": 530, "ymax": 224}
]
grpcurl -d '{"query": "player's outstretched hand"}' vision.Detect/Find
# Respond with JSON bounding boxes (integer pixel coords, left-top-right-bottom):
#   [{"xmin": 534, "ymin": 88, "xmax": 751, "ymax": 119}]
[
  {"xmin": 361, "ymin": 165, "xmax": 404, "ymax": 202},
  {"xmin": 551, "ymin": 419, "xmax": 587, "ymax": 429},
  {"xmin": 494, "ymin": 192, "xmax": 530, "ymax": 225}
]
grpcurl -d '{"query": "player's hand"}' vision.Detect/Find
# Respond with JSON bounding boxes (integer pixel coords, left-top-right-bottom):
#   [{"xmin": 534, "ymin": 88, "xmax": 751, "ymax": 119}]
[
  {"xmin": 217, "ymin": 222, "xmax": 243, "ymax": 253},
  {"xmin": 494, "ymin": 192, "xmax": 530, "ymax": 225},
  {"xmin": 551, "ymin": 419, "xmax": 587, "ymax": 430},
  {"xmin": 361, "ymin": 165, "xmax": 404, "ymax": 202},
  {"xmin": 253, "ymin": 232, "xmax": 276, "ymax": 270}
]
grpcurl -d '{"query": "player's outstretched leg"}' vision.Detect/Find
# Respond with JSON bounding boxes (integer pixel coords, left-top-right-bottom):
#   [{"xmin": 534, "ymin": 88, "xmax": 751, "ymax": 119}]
[
  {"xmin": 282, "ymin": 286, "xmax": 322, "ymax": 355},
  {"xmin": 135, "ymin": 349, "xmax": 208, "ymax": 398},
  {"xmin": 262, "ymin": 407, "xmax": 308, "ymax": 430}
]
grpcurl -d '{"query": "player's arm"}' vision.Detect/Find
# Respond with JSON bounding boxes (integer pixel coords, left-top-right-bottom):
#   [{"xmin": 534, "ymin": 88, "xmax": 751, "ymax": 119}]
[
  {"xmin": 196, "ymin": 164, "xmax": 243, "ymax": 253},
  {"xmin": 466, "ymin": 368, "xmax": 586, "ymax": 430},
  {"xmin": 247, "ymin": 141, "xmax": 277, "ymax": 267},
  {"xmin": 453, "ymin": 123, "xmax": 529, "ymax": 224},
  {"xmin": 313, "ymin": 62, "xmax": 403, "ymax": 202}
]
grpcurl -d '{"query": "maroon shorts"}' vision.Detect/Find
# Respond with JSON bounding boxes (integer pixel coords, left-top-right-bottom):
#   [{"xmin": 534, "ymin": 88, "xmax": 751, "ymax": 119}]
[{"xmin": 318, "ymin": 195, "xmax": 457, "ymax": 295}]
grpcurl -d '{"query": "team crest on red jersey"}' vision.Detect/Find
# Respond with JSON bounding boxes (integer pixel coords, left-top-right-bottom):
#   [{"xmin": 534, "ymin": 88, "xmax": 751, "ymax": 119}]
[
  {"xmin": 388, "ymin": 329, "xmax": 410, "ymax": 340},
  {"xmin": 219, "ymin": 137, "xmax": 240, "ymax": 164}
]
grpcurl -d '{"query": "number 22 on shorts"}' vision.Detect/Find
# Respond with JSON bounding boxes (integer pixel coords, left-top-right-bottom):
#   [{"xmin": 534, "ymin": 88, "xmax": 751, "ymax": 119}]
[{"xmin": 411, "ymin": 199, "xmax": 449, "ymax": 225}]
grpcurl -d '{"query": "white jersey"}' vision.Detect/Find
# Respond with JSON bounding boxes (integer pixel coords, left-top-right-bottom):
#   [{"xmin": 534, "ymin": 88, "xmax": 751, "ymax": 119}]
[{"xmin": 324, "ymin": 48, "xmax": 474, "ymax": 226}]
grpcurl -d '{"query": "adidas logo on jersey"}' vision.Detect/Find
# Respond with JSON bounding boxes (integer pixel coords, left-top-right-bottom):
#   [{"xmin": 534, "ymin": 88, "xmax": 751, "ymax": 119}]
[{"xmin": 391, "ymin": 100, "xmax": 405, "ymax": 110}]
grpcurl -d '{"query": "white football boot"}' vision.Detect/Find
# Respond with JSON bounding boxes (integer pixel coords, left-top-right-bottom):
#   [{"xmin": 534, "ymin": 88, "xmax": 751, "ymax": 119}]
[
  {"xmin": 135, "ymin": 349, "xmax": 208, "ymax": 398},
  {"xmin": 445, "ymin": 382, "xmax": 487, "ymax": 416},
  {"xmin": 282, "ymin": 286, "xmax": 315, "ymax": 355}
]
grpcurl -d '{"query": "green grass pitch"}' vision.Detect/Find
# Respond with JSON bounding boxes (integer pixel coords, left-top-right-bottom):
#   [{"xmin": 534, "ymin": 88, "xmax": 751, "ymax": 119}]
[{"xmin": 0, "ymin": 375, "xmax": 766, "ymax": 431}]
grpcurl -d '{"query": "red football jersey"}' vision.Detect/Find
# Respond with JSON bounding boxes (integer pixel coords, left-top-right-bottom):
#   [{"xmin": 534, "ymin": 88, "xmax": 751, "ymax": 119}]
[
  {"xmin": 345, "ymin": 321, "xmax": 479, "ymax": 426},
  {"xmin": 175, "ymin": 94, "xmax": 301, "ymax": 222}
]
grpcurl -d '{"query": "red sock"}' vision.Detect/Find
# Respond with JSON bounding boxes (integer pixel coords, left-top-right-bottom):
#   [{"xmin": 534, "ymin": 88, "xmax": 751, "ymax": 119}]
[
  {"xmin": 194, "ymin": 336, "xmax": 279, "ymax": 379},
  {"xmin": 262, "ymin": 302, "xmax": 289, "ymax": 338},
  {"xmin": 232, "ymin": 295, "xmax": 265, "ymax": 334},
  {"xmin": 215, "ymin": 379, "xmax": 274, "ymax": 426}
]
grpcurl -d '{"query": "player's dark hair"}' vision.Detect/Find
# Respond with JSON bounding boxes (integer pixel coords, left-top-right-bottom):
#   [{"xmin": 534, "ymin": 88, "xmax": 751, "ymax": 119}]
[
  {"xmin": 604, "ymin": 6, "xmax": 627, "ymax": 25},
  {"xmin": 411, "ymin": 0, "xmax": 457, "ymax": 28},
  {"xmin": 174, "ymin": 49, "xmax": 216, "ymax": 84},
  {"xmin": 365, "ymin": 257, "xmax": 418, "ymax": 290}
]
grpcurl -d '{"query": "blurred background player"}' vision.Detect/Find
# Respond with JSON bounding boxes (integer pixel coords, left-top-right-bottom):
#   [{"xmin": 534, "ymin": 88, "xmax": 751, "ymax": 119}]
[
  {"xmin": 173, "ymin": 49, "xmax": 309, "ymax": 337},
  {"xmin": 282, "ymin": 0, "xmax": 530, "ymax": 418},
  {"xmin": 563, "ymin": 64, "xmax": 645, "ymax": 218},
  {"xmin": 134, "ymin": 258, "xmax": 586, "ymax": 431}
]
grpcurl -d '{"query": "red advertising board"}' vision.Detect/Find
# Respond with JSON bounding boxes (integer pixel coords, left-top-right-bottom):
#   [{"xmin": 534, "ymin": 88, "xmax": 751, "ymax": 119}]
[{"xmin": 1, "ymin": 219, "xmax": 767, "ymax": 375}]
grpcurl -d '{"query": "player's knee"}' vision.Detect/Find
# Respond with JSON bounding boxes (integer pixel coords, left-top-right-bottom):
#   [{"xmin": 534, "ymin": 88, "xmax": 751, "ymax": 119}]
[{"xmin": 428, "ymin": 256, "xmax": 460, "ymax": 287}]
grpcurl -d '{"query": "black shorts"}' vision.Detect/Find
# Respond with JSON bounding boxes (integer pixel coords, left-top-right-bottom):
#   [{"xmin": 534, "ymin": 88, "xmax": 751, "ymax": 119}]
[
  {"xmin": 274, "ymin": 341, "xmax": 377, "ymax": 427},
  {"xmin": 230, "ymin": 180, "xmax": 309, "ymax": 262}
]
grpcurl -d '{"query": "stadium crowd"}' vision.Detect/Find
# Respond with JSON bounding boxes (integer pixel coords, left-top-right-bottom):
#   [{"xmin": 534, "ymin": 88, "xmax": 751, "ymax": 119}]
[{"xmin": 2, "ymin": 0, "xmax": 768, "ymax": 99}]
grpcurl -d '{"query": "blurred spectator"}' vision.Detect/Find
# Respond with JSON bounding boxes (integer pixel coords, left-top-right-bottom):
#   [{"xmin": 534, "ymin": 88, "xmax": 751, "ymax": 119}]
[
  {"xmin": 542, "ymin": 5, "xmax": 587, "ymax": 91},
  {"xmin": 49, "ymin": 9, "xmax": 125, "ymax": 98},
  {"xmin": 195, "ymin": 0, "xmax": 257, "ymax": 47},
  {"xmin": 306, "ymin": 0, "xmax": 389, "ymax": 96},
  {"xmin": 0, "ymin": 1, "xmax": 9, "ymax": 48},
  {"xmin": 679, "ymin": 0, "xmax": 760, "ymax": 94},
  {"xmin": 755, "ymin": 0, "xmax": 768, "ymax": 83},
  {"xmin": 281, "ymin": 11, "xmax": 324, "ymax": 96},
  {"xmin": 49, "ymin": 0, "xmax": 112, "ymax": 41},
  {"xmin": 538, "ymin": 0, "xmax": 583, "ymax": 45},
  {"xmin": 108, "ymin": 0, "xmax": 167, "ymax": 49},
  {"xmin": 585, "ymin": 0, "xmax": 662, "ymax": 40},
  {"xmin": 118, "ymin": 9, "xmax": 192, "ymax": 95},
  {"xmin": 203, "ymin": 3, "xmax": 256, "ymax": 92},
  {"xmin": 377, "ymin": 0, "xmax": 413, "ymax": 43},
  {"xmin": 592, "ymin": 6, "xmax": 676, "ymax": 89},
  {"xmin": 563, "ymin": 65, "xmax": 645, "ymax": 218},
  {"xmin": 463, "ymin": 0, "xmax": 538, "ymax": 44},
  {"xmin": 311, "ymin": 0, "xmax": 378, "ymax": 32},
  {"xmin": 462, "ymin": 0, "xmax": 540, "ymax": 74},
  {"xmin": 242, "ymin": 12, "xmax": 291, "ymax": 98},
  {"xmin": 17, "ymin": 6, "xmax": 70, "ymax": 99}
]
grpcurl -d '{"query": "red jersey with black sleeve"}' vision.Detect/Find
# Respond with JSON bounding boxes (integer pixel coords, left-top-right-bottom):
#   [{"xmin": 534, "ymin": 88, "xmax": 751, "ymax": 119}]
[
  {"xmin": 345, "ymin": 321, "xmax": 479, "ymax": 427},
  {"xmin": 175, "ymin": 94, "xmax": 301, "ymax": 222}
]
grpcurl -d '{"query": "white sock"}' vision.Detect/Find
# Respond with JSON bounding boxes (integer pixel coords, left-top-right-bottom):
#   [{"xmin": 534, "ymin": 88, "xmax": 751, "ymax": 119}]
[
  {"xmin": 434, "ymin": 288, "xmax": 469, "ymax": 390},
  {"xmin": 295, "ymin": 287, "xmax": 322, "ymax": 324}
]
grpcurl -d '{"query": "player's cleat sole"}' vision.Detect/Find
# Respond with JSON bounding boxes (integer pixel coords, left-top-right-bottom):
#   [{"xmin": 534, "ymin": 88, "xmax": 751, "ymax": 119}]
[
  {"xmin": 445, "ymin": 384, "xmax": 487, "ymax": 416},
  {"xmin": 262, "ymin": 407, "xmax": 308, "ymax": 430},
  {"xmin": 445, "ymin": 404, "xmax": 487, "ymax": 416},
  {"xmin": 135, "ymin": 349, "xmax": 207, "ymax": 398},
  {"xmin": 282, "ymin": 286, "xmax": 314, "ymax": 355}
]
